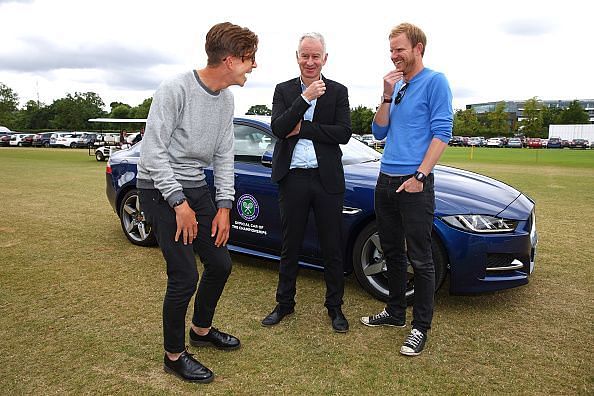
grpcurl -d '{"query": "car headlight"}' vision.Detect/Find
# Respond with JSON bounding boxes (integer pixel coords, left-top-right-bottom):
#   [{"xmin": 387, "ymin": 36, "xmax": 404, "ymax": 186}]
[{"xmin": 441, "ymin": 215, "xmax": 518, "ymax": 233}]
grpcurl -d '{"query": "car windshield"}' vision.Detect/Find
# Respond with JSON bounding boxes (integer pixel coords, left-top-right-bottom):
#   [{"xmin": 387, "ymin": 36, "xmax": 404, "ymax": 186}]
[{"xmin": 340, "ymin": 138, "xmax": 382, "ymax": 165}]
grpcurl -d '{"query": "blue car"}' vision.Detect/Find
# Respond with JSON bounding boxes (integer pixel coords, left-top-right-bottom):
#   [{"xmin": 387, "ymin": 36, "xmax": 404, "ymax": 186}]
[{"xmin": 106, "ymin": 116, "xmax": 537, "ymax": 303}]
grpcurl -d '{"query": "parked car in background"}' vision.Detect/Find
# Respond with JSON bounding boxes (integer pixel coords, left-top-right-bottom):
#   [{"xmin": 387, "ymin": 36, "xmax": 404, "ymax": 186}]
[
  {"xmin": 105, "ymin": 116, "xmax": 537, "ymax": 304},
  {"xmin": 486, "ymin": 137, "xmax": 504, "ymax": 148},
  {"xmin": 9, "ymin": 133, "xmax": 31, "ymax": 147},
  {"xmin": 571, "ymin": 139, "xmax": 589, "ymax": 149},
  {"xmin": 449, "ymin": 136, "xmax": 466, "ymax": 146},
  {"xmin": 0, "ymin": 126, "xmax": 11, "ymax": 133},
  {"xmin": 360, "ymin": 134, "xmax": 375, "ymax": 147},
  {"xmin": 507, "ymin": 138, "xmax": 523, "ymax": 148},
  {"xmin": 0, "ymin": 132, "xmax": 12, "ymax": 146},
  {"xmin": 467, "ymin": 137, "xmax": 483, "ymax": 147},
  {"xmin": 51, "ymin": 133, "xmax": 83, "ymax": 148},
  {"xmin": 32, "ymin": 132, "xmax": 54, "ymax": 147},
  {"xmin": 540, "ymin": 139, "xmax": 549, "ymax": 148},
  {"xmin": 21, "ymin": 134, "xmax": 35, "ymax": 146},
  {"xmin": 526, "ymin": 138, "xmax": 542, "ymax": 149},
  {"xmin": 561, "ymin": 139, "xmax": 570, "ymax": 148},
  {"xmin": 547, "ymin": 138, "xmax": 562, "ymax": 149},
  {"xmin": 73, "ymin": 133, "xmax": 98, "ymax": 148}
]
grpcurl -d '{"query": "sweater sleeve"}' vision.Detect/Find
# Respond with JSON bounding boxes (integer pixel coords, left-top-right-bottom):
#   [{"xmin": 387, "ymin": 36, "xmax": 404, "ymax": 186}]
[
  {"xmin": 428, "ymin": 73, "xmax": 453, "ymax": 144},
  {"xmin": 212, "ymin": 111, "xmax": 235, "ymax": 208},
  {"xmin": 140, "ymin": 80, "xmax": 185, "ymax": 206}
]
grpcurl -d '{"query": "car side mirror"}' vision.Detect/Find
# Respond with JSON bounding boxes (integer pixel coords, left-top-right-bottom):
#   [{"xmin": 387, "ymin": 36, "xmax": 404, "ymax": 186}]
[{"xmin": 261, "ymin": 148, "xmax": 273, "ymax": 168}]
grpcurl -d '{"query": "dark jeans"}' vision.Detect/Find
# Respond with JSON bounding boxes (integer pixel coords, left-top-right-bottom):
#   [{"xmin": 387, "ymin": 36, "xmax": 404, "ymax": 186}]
[
  {"xmin": 139, "ymin": 187, "xmax": 232, "ymax": 353},
  {"xmin": 276, "ymin": 168, "xmax": 345, "ymax": 310},
  {"xmin": 374, "ymin": 172, "xmax": 435, "ymax": 333}
]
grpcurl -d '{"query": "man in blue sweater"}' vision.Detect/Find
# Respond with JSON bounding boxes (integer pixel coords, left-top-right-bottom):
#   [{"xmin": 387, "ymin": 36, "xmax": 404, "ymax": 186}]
[{"xmin": 360, "ymin": 23, "xmax": 453, "ymax": 356}]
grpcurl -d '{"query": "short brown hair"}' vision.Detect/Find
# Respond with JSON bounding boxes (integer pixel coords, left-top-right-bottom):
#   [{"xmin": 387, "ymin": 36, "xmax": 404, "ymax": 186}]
[
  {"xmin": 205, "ymin": 22, "xmax": 259, "ymax": 66},
  {"xmin": 389, "ymin": 23, "xmax": 426, "ymax": 56}
]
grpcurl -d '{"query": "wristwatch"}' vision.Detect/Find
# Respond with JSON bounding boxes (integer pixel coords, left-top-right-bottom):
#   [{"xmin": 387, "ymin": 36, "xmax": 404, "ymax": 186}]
[
  {"xmin": 172, "ymin": 197, "xmax": 187, "ymax": 208},
  {"xmin": 382, "ymin": 95, "xmax": 392, "ymax": 103},
  {"xmin": 414, "ymin": 171, "xmax": 427, "ymax": 183}
]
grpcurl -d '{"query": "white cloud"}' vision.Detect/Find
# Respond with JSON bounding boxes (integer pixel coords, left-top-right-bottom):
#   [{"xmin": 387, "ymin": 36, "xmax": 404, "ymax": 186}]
[{"xmin": 0, "ymin": 0, "xmax": 592, "ymax": 114}]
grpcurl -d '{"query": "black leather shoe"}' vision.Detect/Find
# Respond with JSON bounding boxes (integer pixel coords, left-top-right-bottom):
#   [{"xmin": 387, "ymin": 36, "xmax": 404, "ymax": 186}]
[
  {"xmin": 261, "ymin": 305, "xmax": 294, "ymax": 326},
  {"xmin": 163, "ymin": 349, "xmax": 214, "ymax": 383},
  {"xmin": 328, "ymin": 308, "xmax": 349, "ymax": 333},
  {"xmin": 189, "ymin": 327, "xmax": 240, "ymax": 350}
]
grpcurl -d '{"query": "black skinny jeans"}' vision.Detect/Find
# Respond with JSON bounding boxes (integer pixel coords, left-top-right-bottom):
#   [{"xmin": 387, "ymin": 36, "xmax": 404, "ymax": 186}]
[
  {"xmin": 139, "ymin": 186, "xmax": 232, "ymax": 353},
  {"xmin": 374, "ymin": 172, "xmax": 435, "ymax": 333}
]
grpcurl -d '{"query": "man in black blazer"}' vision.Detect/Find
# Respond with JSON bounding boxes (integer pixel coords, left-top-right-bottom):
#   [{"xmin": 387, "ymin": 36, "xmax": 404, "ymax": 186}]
[{"xmin": 261, "ymin": 32, "xmax": 352, "ymax": 332}]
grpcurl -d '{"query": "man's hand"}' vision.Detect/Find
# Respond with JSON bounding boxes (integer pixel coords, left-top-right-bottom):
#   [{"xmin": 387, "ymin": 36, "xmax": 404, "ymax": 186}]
[
  {"xmin": 174, "ymin": 201, "xmax": 198, "ymax": 245},
  {"xmin": 286, "ymin": 120, "xmax": 301, "ymax": 138},
  {"xmin": 211, "ymin": 208, "xmax": 231, "ymax": 247},
  {"xmin": 396, "ymin": 177, "xmax": 423, "ymax": 193},
  {"xmin": 383, "ymin": 69, "xmax": 404, "ymax": 98},
  {"xmin": 302, "ymin": 80, "xmax": 326, "ymax": 102}
]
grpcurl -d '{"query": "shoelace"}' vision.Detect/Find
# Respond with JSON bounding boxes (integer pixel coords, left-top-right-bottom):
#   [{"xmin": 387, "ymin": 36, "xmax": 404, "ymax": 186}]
[
  {"xmin": 405, "ymin": 329, "xmax": 424, "ymax": 348},
  {"xmin": 371, "ymin": 309, "xmax": 390, "ymax": 321}
]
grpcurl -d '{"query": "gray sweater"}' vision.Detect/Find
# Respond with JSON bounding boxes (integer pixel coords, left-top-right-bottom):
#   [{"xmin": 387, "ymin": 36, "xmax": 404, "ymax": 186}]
[{"xmin": 137, "ymin": 71, "xmax": 235, "ymax": 208}]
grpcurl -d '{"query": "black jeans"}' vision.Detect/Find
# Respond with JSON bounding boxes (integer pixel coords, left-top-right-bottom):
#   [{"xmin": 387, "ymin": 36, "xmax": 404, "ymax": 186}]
[
  {"xmin": 276, "ymin": 168, "xmax": 345, "ymax": 310},
  {"xmin": 374, "ymin": 172, "xmax": 435, "ymax": 333},
  {"xmin": 139, "ymin": 187, "xmax": 232, "ymax": 353}
]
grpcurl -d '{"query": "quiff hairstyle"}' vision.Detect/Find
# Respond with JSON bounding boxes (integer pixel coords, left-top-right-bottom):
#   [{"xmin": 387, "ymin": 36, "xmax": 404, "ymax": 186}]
[
  {"xmin": 389, "ymin": 23, "xmax": 426, "ymax": 56},
  {"xmin": 205, "ymin": 22, "xmax": 259, "ymax": 66}
]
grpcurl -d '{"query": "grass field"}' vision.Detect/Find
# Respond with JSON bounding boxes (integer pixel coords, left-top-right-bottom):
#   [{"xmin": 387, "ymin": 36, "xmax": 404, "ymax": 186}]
[{"xmin": 0, "ymin": 147, "xmax": 593, "ymax": 395}]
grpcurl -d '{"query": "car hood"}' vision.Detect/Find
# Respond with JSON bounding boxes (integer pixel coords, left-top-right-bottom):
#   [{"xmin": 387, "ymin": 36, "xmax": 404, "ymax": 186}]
[{"xmin": 344, "ymin": 161, "xmax": 525, "ymax": 218}]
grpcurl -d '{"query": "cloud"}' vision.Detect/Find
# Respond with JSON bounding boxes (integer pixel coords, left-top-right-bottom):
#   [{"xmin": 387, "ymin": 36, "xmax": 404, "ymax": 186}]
[
  {"xmin": 500, "ymin": 19, "xmax": 557, "ymax": 36},
  {"xmin": 0, "ymin": 36, "xmax": 176, "ymax": 73},
  {"xmin": 0, "ymin": 0, "xmax": 33, "ymax": 4}
]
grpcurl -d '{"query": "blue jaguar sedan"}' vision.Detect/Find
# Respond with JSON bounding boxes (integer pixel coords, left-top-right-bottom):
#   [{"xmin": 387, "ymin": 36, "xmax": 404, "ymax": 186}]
[{"xmin": 106, "ymin": 116, "xmax": 537, "ymax": 303}]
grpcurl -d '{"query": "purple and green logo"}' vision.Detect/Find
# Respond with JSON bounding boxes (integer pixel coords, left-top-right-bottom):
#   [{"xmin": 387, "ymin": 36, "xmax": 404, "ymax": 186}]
[{"xmin": 237, "ymin": 194, "xmax": 259, "ymax": 221}]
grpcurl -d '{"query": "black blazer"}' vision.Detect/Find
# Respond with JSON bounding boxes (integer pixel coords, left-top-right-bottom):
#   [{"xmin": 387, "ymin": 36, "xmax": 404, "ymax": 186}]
[{"xmin": 270, "ymin": 76, "xmax": 352, "ymax": 194}]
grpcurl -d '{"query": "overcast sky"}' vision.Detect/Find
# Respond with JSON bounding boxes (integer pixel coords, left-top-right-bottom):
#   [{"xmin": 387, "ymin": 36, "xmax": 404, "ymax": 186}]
[{"xmin": 1, "ymin": 0, "xmax": 592, "ymax": 115}]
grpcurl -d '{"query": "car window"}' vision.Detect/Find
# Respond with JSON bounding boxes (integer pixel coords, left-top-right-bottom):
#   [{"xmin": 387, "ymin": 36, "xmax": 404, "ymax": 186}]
[{"xmin": 234, "ymin": 124, "xmax": 276, "ymax": 162}]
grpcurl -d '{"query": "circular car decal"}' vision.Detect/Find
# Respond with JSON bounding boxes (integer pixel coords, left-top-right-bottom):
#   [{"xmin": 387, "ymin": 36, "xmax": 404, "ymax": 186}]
[{"xmin": 237, "ymin": 194, "xmax": 259, "ymax": 222}]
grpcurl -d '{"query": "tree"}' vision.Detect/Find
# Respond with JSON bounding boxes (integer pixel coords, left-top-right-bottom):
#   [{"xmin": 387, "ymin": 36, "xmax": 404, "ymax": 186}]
[
  {"xmin": 518, "ymin": 97, "xmax": 542, "ymax": 136},
  {"xmin": 0, "ymin": 82, "xmax": 19, "ymax": 128},
  {"xmin": 50, "ymin": 92, "xmax": 106, "ymax": 130},
  {"xmin": 540, "ymin": 105, "xmax": 562, "ymax": 134},
  {"xmin": 14, "ymin": 100, "xmax": 53, "ymax": 130},
  {"xmin": 453, "ymin": 108, "xmax": 481, "ymax": 136},
  {"xmin": 558, "ymin": 100, "xmax": 589, "ymax": 124},
  {"xmin": 350, "ymin": 105, "xmax": 375, "ymax": 134},
  {"xmin": 486, "ymin": 101, "xmax": 509, "ymax": 136},
  {"xmin": 129, "ymin": 97, "xmax": 152, "ymax": 119},
  {"xmin": 111, "ymin": 104, "xmax": 131, "ymax": 119},
  {"xmin": 246, "ymin": 104, "xmax": 271, "ymax": 116}
]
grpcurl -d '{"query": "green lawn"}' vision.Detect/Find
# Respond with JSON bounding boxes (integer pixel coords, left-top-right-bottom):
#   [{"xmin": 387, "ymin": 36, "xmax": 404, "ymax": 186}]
[{"xmin": 0, "ymin": 147, "xmax": 592, "ymax": 394}]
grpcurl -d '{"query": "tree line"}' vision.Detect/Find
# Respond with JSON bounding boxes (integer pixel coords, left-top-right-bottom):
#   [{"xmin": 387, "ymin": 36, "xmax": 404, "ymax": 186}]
[
  {"xmin": 2, "ymin": 82, "xmax": 589, "ymax": 137},
  {"xmin": 0, "ymin": 82, "xmax": 152, "ymax": 132}
]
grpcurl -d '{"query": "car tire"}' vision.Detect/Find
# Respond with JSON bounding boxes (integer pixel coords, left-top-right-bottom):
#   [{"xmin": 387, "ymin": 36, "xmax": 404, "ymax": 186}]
[
  {"xmin": 44, "ymin": 142, "xmax": 50, "ymax": 148},
  {"xmin": 352, "ymin": 222, "xmax": 447, "ymax": 305},
  {"xmin": 70, "ymin": 142, "xmax": 76, "ymax": 148},
  {"xmin": 95, "ymin": 151, "xmax": 105, "ymax": 161},
  {"xmin": 119, "ymin": 189, "xmax": 157, "ymax": 247}
]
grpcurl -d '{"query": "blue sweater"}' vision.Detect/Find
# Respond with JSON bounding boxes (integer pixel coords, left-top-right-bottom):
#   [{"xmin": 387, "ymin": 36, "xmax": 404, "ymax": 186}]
[{"xmin": 372, "ymin": 68, "xmax": 453, "ymax": 176}]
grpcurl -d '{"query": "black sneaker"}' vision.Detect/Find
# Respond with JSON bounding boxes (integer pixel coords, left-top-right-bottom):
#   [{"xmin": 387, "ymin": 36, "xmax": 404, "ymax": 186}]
[
  {"xmin": 163, "ymin": 349, "xmax": 214, "ymax": 383},
  {"xmin": 189, "ymin": 327, "xmax": 240, "ymax": 350},
  {"xmin": 400, "ymin": 328, "xmax": 427, "ymax": 356},
  {"xmin": 360, "ymin": 309, "xmax": 406, "ymax": 327}
]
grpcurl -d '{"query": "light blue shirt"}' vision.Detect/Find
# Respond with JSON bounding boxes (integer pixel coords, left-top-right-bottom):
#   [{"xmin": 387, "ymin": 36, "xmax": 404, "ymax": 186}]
[{"xmin": 289, "ymin": 78, "xmax": 319, "ymax": 169}]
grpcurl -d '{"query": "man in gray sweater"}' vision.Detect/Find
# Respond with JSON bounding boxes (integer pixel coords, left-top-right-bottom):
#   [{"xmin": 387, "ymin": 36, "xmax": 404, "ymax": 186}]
[{"xmin": 137, "ymin": 22, "xmax": 258, "ymax": 383}]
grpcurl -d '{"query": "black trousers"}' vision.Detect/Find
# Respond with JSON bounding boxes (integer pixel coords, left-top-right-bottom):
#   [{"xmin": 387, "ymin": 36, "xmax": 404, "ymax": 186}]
[
  {"xmin": 374, "ymin": 172, "xmax": 435, "ymax": 333},
  {"xmin": 139, "ymin": 187, "xmax": 232, "ymax": 354},
  {"xmin": 276, "ymin": 168, "xmax": 345, "ymax": 310}
]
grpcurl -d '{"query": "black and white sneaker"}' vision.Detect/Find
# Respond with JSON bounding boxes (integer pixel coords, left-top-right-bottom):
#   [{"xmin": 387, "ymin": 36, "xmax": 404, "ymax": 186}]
[
  {"xmin": 400, "ymin": 328, "xmax": 427, "ymax": 356},
  {"xmin": 360, "ymin": 309, "xmax": 406, "ymax": 327}
]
